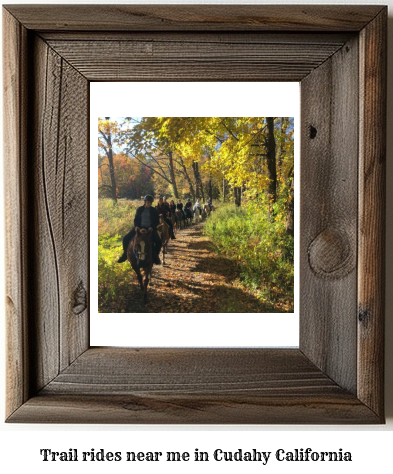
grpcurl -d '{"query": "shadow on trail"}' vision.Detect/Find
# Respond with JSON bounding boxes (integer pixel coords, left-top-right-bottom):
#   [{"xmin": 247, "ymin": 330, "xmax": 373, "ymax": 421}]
[
  {"xmin": 187, "ymin": 240, "xmax": 215, "ymax": 253},
  {"xmin": 123, "ymin": 277, "xmax": 268, "ymax": 313},
  {"xmin": 101, "ymin": 221, "xmax": 272, "ymax": 313}
]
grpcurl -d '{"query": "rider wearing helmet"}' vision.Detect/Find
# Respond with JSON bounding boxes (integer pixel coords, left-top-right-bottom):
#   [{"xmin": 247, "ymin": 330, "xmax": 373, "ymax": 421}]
[
  {"xmin": 185, "ymin": 198, "xmax": 193, "ymax": 220},
  {"xmin": 177, "ymin": 199, "xmax": 186, "ymax": 218},
  {"xmin": 169, "ymin": 199, "xmax": 177, "ymax": 214},
  {"xmin": 169, "ymin": 199, "xmax": 177, "ymax": 224},
  {"xmin": 117, "ymin": 194, "xmax": 162, "ymax": 264},
  {"xmin": 156, "ymin": 196, "xmax": 176, "ymax": 239},
  {"xmin": 193, "ymin": 199, "xmax": 202, "ymax": 213}
]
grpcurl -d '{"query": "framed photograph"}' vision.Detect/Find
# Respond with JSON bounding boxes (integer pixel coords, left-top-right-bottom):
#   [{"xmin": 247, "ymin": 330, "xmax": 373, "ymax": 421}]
[
  {"xmin": 92, "ymin": 83, "xmax": 299, "ymax": 348},
  {"xmin": 4, "ymin": 5, "xmax": 386, "ymax": 423}
]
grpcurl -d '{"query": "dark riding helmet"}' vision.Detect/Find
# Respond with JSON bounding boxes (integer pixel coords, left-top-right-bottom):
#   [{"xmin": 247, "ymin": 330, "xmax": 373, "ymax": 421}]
[{"xmin": 144, "ymin": 194, "xmax": 154, "ymax": 203}]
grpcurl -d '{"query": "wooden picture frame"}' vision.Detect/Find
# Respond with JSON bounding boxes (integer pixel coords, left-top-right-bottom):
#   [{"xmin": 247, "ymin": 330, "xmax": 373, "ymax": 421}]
[{"xmin": 3, "ymin": 5, "xmax": 386, "ymax": 424}]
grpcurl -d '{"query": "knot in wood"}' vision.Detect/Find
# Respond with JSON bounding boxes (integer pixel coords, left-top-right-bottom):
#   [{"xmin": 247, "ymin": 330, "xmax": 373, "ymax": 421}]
[
  {"xmin": 308, "ymin": 228, "xmax": 354, "ymax": 279},
  {"xmin": 309, "ymin": 125, "xmax": 317, "ymax": 139},
  {"xmin": 73, "ymin": 281, "xmax": 87, "ymax": 315},
  {"xmin": 358, "ymin": 307, "xmax": 370, "ymax": 325}
]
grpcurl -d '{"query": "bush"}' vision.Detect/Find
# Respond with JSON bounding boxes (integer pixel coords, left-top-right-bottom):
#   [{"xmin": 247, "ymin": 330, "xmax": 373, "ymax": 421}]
[
  {"xmin": 98, "ymin": 199, "xmax": 140, "ymax": 311},
  {"xmin": 98, "ymin": 198, "xmax": 139, "ymax": 237},
  {"xmin": 203, "ymin": 198, "xmax": 294, "ymax": 311}
]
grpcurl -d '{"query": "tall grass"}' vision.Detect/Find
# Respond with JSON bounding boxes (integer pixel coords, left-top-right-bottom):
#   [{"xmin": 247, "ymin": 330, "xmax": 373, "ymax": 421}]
[
  {"xmin": 98, "ymin": 198, "xmax": 140, "ymax": 237},
  {"xmin": 98, "ymin": 197, "xmax": 294, "ymax": 312},
  {"xmin": 203, "ymin": 199, "xmax": 294, "ymax": 311},
  {"xmin": 98, "ymin": 199, "xmax": 140, "ymax": 312}
]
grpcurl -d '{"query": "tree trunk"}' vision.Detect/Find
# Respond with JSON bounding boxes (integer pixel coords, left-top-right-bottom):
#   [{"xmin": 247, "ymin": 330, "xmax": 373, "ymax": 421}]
[
  {"xmin": 178, "ymin": 157, "xmax": 196, "ymax": 201},
  {"xmin": 234, "ymin": 186, "xmax": 241, "ymax": 207},
  {"xmin": 106, "ymin": 148, "xmax": 117, "ymax": 202},
  {"xmin": 167, "ymin": 151, "xmax": 179, "ymax": 199},
  {"xmin": 192, "ymin": 161, "xmax": 204, "ymax": 201},
  {"xmin": 207, "ymin": 153, "xmax": 213, "ymax": 201},
  {"xmin": 103, "ymin": 117, "xmax": 118, "ymax": 203},
  {"xmin": 266, "ymin": 117, "xmax": 277, "ymax": 202},
  {"xmin": 266, "ymin": 117, "xmax": 277, "ymax": 216},
  {"xmin": 278, "ymin": 117, "xmax": 289, "ymax": 193},
  {"xmin": 286, "ymin": 176, "xmax": 294, "ymax": 237}
]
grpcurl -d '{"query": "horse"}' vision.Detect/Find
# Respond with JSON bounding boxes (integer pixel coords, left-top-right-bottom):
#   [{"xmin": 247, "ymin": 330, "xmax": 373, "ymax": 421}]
[
  {"xmin": 127, "ymin": 227, "xmax": 153, "ymax": 304},
  {"xmin": 175, "ymin": 210, "xmax": 184, "ymax": 229},
  {"xmin": 157, "ymin": 217, "xmax": 170, "ymax": 264},
  {"xmin": 203, "ymin": 203, "xmax": 212, "ymax": 217},
  {"xmin": 184, "ymin": 208, "xmax": 193, "ymax": 226},
  {"xmin": 170, "ymin": 212, "xmax": 177, "ymax": 235},
  {"xmin": 193, "ymin": 205, "xmax": 203, "ymax": 223}
]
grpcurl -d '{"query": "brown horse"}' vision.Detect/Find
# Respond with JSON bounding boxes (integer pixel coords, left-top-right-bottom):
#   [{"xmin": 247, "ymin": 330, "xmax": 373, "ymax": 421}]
[
  {"xmin": 127, "ymin": 227, "xmax": 153, "ymax": 304},
  {"xmin": 184, "ymin": 208, "xmax": 193, "ymax": 226},
  {"xmin": 175, "ymin": 210, "xmax": 184, "ymax": 229},
  {"xmin": 203, "ymin": 203, "xmax": 212, "ymax": 217},
  {"xmin": 157, "ymin": 217, "xmax": 170, "ymax": 265},
  {"xmin": 170, "ymin": 212, "xmax": 177, "ymax": 235}
]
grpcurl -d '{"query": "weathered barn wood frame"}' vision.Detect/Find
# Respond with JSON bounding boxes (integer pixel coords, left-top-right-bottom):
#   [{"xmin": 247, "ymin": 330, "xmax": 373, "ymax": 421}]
[{"xmin": 3, "ymin": 5, "xmax": 386, "ymax": 423}]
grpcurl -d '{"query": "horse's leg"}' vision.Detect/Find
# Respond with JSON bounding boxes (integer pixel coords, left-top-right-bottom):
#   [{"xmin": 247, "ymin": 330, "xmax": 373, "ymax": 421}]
[
  {"xmin": 133, "ymin": 266, "xmax": 143, "ymax": 291},
  {"xmin": 142, "ymin": 272, "xmax": 149, "ymax": 303}
]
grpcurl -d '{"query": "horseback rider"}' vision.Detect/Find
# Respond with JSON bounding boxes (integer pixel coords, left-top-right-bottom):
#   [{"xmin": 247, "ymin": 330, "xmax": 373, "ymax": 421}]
[
  {"xmin": 157, "ymin": 197, "xmax": 176, "ymax": 239},
  {"xmin": 207, "ymin": 196, "xmax": 213, "ymax": 211},
  {"xmin": 177, "ymin": 199, "xmax": 186, "ymax": 218},
  {"xmin": 193, "ymin": 199, "xmax": 202, "ymax": 213},
  {"xmin": 169, "ymin": 199, "xmax": 177, "ymax": 214},
  {"xmin": 169, "ymin": 199, "xmax": 177, "ymax": 223},
  {"xmin": 117, "ymin": 194, "xmax": 162, "ymax": 265},
  {"xmin": 185, "ymin": 198, "xmax": 193, "ymax": 219}
]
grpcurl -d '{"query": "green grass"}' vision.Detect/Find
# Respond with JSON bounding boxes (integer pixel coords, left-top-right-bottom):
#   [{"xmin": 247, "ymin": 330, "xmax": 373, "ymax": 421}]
[
  {"xmin": 98, "ymin": 197, "xmax": 294, "ymax": 312},
  {"xmin": 98, "ymin": 199, "xmax": 140, "ymax": 312},
  {"xmin": 203, "ymin": 199, "xmax": 294, "ymax": 311},
  {"xmin": 98, "ymin": 198, "xmax": 140, "ymax": 237}
]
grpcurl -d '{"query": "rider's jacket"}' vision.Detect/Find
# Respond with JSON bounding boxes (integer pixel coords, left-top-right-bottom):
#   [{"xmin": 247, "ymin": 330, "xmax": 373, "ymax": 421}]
[
  {"xmin": 156, "ymin": 202, "xmax": 170, "ymax": 217},
  {"xmin": 134, "ymin": 205, "xmax": 159, "ymax": 230}
]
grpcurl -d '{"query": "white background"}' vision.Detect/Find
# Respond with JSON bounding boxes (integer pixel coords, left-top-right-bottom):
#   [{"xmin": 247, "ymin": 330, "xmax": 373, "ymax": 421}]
[
  {"xmin": 91, "ymin": 82, "xmax": 300, "ymax": 348},
  {"xmin": 1, "ymin": 0, "xmax": 392, "ymax": 473}
]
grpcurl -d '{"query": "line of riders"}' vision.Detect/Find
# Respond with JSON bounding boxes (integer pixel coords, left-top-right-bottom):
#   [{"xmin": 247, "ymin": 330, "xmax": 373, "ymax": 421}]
[{"xmin": 117, "ymin": 194, "xmax": 213, "ymax": 266}]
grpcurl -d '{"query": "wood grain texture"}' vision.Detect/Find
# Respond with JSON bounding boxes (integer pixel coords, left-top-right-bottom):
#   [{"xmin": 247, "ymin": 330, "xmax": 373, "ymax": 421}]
[
  {"xmin": 40, "ymin": 31, "xmax": 354, "ymax": 44},
  {"xmin": 39, "ymin": 43, "xmax": 90, "ymax": 370},
  {"xmin": 358, "ymin": 9, "xmax": 387, "ymax": 418},
  {"xmin": 7, "ymin": 348, "xmax": 380, "ymax": 424},
  {"xmin": 4, "ymin": 5, "xmax": 384, "ymax": 32},
  {"xmin": 27, "ymin": 36, "xmax": 89, "ymax": 391},
  {"xmin": 43, "ymin": 348, "xmax": 341, "ymax": 395},
  {"xmin": 3, "ymin": 5, "xmax": 386, "ymax": 424},
  {"xmin": 300, "ymin": 36, "xmax": 359, "ymax": 394},
  {"xmin": 3, "ymin": 9, "xmax": 30, "ymax": 417},
  {"xmin": 45, "ymin": 36, "xmax": 348, "ymax": 82},
  {"xmin": 9, "ymin": 392, "xmax": 379, "ymax": 425}
]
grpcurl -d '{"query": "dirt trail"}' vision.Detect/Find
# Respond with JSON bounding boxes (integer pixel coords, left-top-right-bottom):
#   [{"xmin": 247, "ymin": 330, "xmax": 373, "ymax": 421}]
[{"xmin": 122, "ymin": 221, "xmax": 267, "ymax": 313}]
